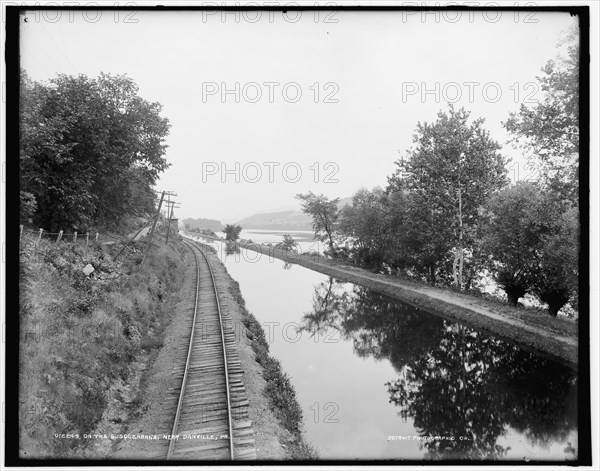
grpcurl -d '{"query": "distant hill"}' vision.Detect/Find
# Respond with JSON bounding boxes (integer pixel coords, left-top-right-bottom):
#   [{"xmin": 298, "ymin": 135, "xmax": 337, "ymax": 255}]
[
  {"xmin": 235, "ymin": 196, "xmax": 353, "ymax": 230},
  {"xmin": 182, "ymin": 217, "xmax": 224, "ymax": 231},
  {"xmin": 236, "ymin": 210, "xmax": 313, "ymax": 230}
]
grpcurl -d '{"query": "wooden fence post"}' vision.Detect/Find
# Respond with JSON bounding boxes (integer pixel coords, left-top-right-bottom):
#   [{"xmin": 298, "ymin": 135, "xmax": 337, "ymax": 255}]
[
  {"xmin": 85, "ymin": 232, "xmax": 89, "ymax": 248},
  {"xmin": 73, "ymin": 232, "xmax": 77, "ymax": 243},
  {"xmin": 36, "ymin": 228, "xmax": 43, "ymax": 250},
  {"xmin": 95, "ymin": 232, "xmax": 99, "ymax": 243},
  {"xmin": 56, "ymin": 230, "xmax": 63, "ymax": 244}
]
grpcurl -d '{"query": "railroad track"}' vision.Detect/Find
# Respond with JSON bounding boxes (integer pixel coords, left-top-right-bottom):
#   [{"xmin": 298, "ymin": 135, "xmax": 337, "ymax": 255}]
[{"xmin": 166, "ymin": 239, "xmax": 256, "ymax": 460}]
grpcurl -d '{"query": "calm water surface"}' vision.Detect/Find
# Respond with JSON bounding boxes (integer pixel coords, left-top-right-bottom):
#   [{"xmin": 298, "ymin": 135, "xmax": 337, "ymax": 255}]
[{"xmin": 187, "ymin": 233, "xmax": 578, "ymax": 461}]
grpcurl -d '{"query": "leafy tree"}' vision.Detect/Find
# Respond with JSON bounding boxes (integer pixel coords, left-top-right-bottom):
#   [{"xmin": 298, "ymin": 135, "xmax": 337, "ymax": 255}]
[
  {"xmin": 504, "ymin": 26, "xmax": 579, "ymax": 202},
  {"xmin": 20, "ymin": 71, "xmax": 170, "ymax": 231},
  {"xmin": 481, "ymin": 182, "xmax": 545, "ymax": 305},
  {"xmin": 376, "ymin": 189, "xmax": 417, "ymax": 275},
  {"xmin": 296, "ymin": 192, "xmax": 340, "ymax": 256},
  {"xmin": 502, "ymin": 27, "xmax": 580, "ymax": 315},
  {"xmin": 482, "ymin": 182, "xmax": 578, "ymax": 314},
  {"xmin": 20, "ymin": 191, "xmax": 37, "ymax": 224},
  {"xmin": 279, "ymin": 233, "xmax": 298, "ymax": 251},
  {"xmin": 223, "ymin": 224, "xmax": 242, "ymax": 241},
  {"xmin": 338, "ymin": 187, "xmax": 390, "ymax": 270},
  {"xmin": 533, "ymin": 205, "xmax": 579, "ymax": 316},
  {"xmin": 388, "ymin": 105, "xmax": 508, "ymax": 287}
]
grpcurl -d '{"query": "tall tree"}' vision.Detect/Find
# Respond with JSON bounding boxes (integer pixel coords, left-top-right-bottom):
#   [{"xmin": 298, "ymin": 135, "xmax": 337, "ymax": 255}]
[
  {"xmin": 338, "ymin": 187, "xmax": 390, "ymax": 270},
  {"xmin": 503, "ymin": 27, "xmax": 580, "ymax": 315},
  {"xmin": 533, "ymin": 205, "xmax": 579, "ymax": 316},
  {"xmin": 296, "ymin": 192, "xmax": 340, "ymax": 256},
  {"xmin": 20, "ymin": 72, "xmax": 171, "ymax": 231},
  {"xmin": 504, "ymin": 26, "xmax": 579, "ymax": 202},
  {"xmin": 482, "ymin": 182, "xmax": 578, "ymax": 314},
  {"xmin": 481, "ymin": 182, "xmax": 546, "ymax": 306},
  {"xmin": 388, "ymin": 106, "xmax": 508, "ymax": 288},
  {"xmin": 223, "ymin": 224, "xmax": 242, "ymax": 241}
]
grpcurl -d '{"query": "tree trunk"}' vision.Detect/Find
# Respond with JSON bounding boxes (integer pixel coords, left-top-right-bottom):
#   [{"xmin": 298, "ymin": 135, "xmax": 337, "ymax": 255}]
[
  {"xmin": 327, "ymin": 231, "xmax": 335, "ymax": 255},
  {"xmin": 541, "ymin": 290, "xmax": 570, "ymax": 317},
  {"xmin": 428, "ymin": 264, "xmax": 436, "ymax": 286},
  {"xmin": 464, "ymin": 267, "xmax": 473, "ymax": 291},
  {"xmin": 454, "ymin": 186, "xmax": 464, "ymax": 290},
  {"xmin": 506, "ymin": 290, "xmax": 523, "ymax": 306},
  {"xmin": 453, "ymin": 246, "xmax": 464, "ymax": 290},
  {"xmin": 548, "ymin": 303, "xmax": 561, "ymax": 317}
]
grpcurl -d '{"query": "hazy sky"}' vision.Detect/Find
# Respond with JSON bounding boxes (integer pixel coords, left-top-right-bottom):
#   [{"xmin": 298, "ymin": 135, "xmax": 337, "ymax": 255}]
[{"xmin": 20, "ymin": 7, "xmax": 580, "ymax": 221}]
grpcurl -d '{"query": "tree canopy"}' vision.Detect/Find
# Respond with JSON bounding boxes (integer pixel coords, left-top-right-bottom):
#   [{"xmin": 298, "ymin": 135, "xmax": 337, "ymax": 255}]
[
  {"xmin": 296, "ymin": 192, "xmax": 340, "ymax": 255},
  {"xmin": 317, "ymin": 30, "xmax": 581, "ymax": 317},
  {"xmin": 504, "ymin": 26, "xmax": 579, "ymax": 202},
  {"xmin": 224, "ymin": 224, "xmax": 242, "ymax": 241},
  {"xmin": 387, "ymin": 105, "xmax": 507, "ymax": 286},
  {"xmin": 20, "ymin": 71, "xmax": 171, "ymax": 231}
]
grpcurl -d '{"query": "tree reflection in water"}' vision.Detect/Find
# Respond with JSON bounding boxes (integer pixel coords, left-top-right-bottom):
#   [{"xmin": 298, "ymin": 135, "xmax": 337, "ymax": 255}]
[
  {"xmin": 298, "ymin": 277, "xmax": 578, "ymax": 460},
  {"xmin": 225, "ymin": 242, "xmax": 240, "ymax": 256}
]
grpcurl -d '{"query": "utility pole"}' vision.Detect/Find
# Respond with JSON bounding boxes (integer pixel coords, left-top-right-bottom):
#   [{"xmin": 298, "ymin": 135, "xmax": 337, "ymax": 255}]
[
  {"xmin": 165, "ymin": 201, "xmax": 181, "ymax": 244},
  {"xmin": 142, "ymin": 191, "xmax": 165, "ymax": 265}
]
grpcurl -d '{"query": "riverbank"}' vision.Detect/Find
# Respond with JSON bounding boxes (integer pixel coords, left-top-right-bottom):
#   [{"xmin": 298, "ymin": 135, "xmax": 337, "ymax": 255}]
[{"xmin": 192, "ymin": 234, "xmax": 578, "ymax": 366}]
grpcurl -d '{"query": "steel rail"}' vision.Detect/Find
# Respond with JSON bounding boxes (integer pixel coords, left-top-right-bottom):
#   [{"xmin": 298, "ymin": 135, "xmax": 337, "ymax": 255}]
[
  {"xmin": 193, "ymin": 240, "xmax": 235, "ymax": 460},
  {"xmin": 167, "ymin": 240, "xmax": 201, "ymax": 459},
  {"xmin": 168, "ymin": 239, "xmax": 235, "ymax": 460}
]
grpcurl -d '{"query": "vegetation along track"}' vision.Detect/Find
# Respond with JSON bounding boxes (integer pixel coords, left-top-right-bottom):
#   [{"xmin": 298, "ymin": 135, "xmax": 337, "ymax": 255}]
[{"xmin": 167, "ymin": 239, "xmax": 256, "ymax": 460}]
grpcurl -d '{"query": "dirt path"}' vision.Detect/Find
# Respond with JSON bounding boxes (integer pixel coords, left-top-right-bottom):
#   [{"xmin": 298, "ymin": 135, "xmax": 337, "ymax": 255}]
[{"xmin": 231, "ymin": 241, "xmax": 579, "ymax": 366}]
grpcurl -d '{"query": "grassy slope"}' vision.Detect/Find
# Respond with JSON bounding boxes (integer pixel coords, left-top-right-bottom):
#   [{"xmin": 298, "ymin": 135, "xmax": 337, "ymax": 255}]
[{"xmin": 19, "ymin": 234, "xmax": 188, "ymax": 458}]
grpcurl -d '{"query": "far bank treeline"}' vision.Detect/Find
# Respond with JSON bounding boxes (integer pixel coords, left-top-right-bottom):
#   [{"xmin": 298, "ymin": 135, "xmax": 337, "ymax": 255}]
[
  {"xmin": 298, "ymin": 33, "xmax": 580, "ymax": 317},
  {"xmin": 19, "ymin": 71, "xmax": 171, "ymax": 232}
]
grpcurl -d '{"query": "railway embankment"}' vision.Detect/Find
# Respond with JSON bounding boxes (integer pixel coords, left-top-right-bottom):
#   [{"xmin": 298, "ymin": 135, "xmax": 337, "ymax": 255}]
[
  {"xmin": 19, "ymin": 233, "xmax": 188, "ymax": 459},
  {"xmin": 20, "ymin": 231, "xmax": 314, "ymax": 461},
  {"xmin": 113, "ymin": 239, "xmax": 315, "ymax": 460}
]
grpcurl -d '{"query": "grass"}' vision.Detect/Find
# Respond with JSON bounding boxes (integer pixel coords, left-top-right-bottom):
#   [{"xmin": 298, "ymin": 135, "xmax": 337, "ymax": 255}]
[{"xmin": 19, "ymin": 234, "xmax": 188, "ymax": 458}]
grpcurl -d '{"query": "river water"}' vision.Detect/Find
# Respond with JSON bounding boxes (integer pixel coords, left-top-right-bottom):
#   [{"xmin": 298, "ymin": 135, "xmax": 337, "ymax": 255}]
[{"xmin": 187, "ymin": 232, "xmax": 578, "ymax": 461}]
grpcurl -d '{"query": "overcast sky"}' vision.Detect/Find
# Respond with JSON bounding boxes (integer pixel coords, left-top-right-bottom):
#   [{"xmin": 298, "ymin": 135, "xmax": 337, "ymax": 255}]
[{"xmin": 20, "ymin": 8, "xmax": 579, "ymax": 222}]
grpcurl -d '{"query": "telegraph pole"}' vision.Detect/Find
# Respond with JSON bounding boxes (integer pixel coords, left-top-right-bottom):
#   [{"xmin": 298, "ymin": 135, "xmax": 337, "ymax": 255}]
[
  {"xmin": 165, "ymin": 201, "xmax": 181, "ymax": 244},
  {"xmin": 142, "ymin": 191, "xmax": 165, "ymax": 265}
]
